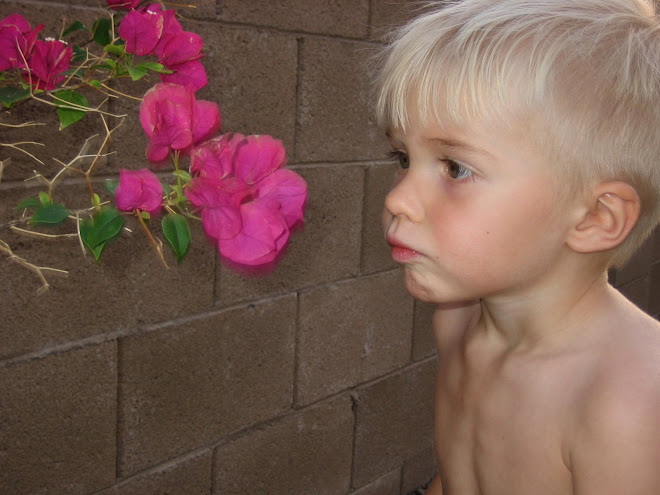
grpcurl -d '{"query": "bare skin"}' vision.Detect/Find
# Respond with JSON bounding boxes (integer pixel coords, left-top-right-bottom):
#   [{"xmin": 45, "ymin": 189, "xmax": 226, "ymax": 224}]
[
  {"xmin": 426, "ymin": 281, "xmax": 660, "ymax": 495},
  {"xmin": 383, "ymin": 117, "xmax": 660, "ymax": 494}
]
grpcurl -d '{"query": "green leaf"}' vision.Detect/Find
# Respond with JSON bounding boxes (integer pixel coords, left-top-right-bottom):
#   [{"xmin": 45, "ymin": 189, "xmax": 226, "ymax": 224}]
[
  {"xmin": 81, "ymin": 206, "xmax": 125, "ymax": 249},
  {"xmin": 54, "ymin": 90, "xmax": 89, "ymax": 130},
  {"xmin": 30, "ymin": 203, "xmax": 69, "ymax": 225},
  {"xmin": 172, "ymin": 169, "xmax": 192, "ymax": 183},
  {"xmin": 62, "ymin": 21, "xmax": 88, "ymax": 38},
  {"xmin": 105, "ymin": 179, "xmax": 119, "ymax": 196},
  {"xmin": 137, "ymin": 61, "xmax": 173, "ymax": 74},
  {"xmin": 92, "ymin": 193, "xmax": 101, "ymax": 207},
  {"xmin": 16, "ymin": 197, "xmax": 42, "ymax": 210},
  {"xmin": 127, "ymin": 64, "xmax": 148, "ymax": 81},
  {"xmin": 113, "ymin": 62, "xmax": 128, "ymax": 77},
  {"xmin": 104, "ymin": 43, "xmax": 125, "ymax": 57},
  {"xmin": 162, "ymin": 213, "xmax": 190, "ymax": 260},
  {"xmin": 90, "ymin": 79, "xmax": 102, "ymax": 89},
  {"xmin": 0, "ymin": 87, "xmax": 30, "ymax": 108},
  {"xmin": 72, "ymin": 45, "xmax": 88, "ymax": 63},
  {"xmin": 92, "ymin": 18, "xmax": 113, "ymax": 46},
  {"xmin": 140, "ymin": 211, "xmax": 151, "ymax": 221},
  {"xmin": 38, "ymin": 191, "xmax": 50, "ymax": 205},
  {"xmin": 79, "ymin": 207, "xmax": 125, "ymax": 260}
]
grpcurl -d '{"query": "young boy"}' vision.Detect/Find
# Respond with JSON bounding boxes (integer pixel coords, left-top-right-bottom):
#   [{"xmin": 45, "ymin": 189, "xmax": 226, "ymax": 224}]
[{"xmin": 376, "ymin": 0, "xmax": 660, "ymax": 494}]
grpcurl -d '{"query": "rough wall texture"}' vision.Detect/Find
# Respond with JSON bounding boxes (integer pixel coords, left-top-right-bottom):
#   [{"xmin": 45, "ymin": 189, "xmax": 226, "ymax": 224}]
[{"xmin": 0, "ymin": 1, "xmax": 658, "ymax": 495}]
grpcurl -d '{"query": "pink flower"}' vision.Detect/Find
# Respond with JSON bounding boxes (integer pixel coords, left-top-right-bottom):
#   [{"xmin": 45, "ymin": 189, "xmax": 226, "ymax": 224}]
[
  {"xmin": 106, "ymin": 0, "xmax": 140, "ymax": 9},
  {"xmin": 25, "ymin": 38, "xmax": 73, "ymax": 90},
  {"xmin": 139, "ymin": 82, "xmax": 221, "ymax": 165},
  {"xmin": 0, "ymin": 14, "xmax": 42, "ymax": 71},
  {"xmin": 119, "ymin": 8, "xmax": 164, "ymax": 56},
  {"xmin": 115, "ymin": 168, "xmax": 164, "ymax": 214},
  {"xmin": 186, "ymin": 134, "xmax": 307, "ymax": 269},
  {"xmin": 159, "ymin": 59, "xmax": 207, "ymax": 92}
]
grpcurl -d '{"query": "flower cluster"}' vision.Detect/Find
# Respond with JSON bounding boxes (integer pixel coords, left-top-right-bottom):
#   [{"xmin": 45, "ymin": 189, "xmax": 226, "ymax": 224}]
[
  {"xmin": 186, "ymin": 133, "xmax": 307, "ymax": 268},
  {"xmin": 0, "ymin": 2, "xmax": 307, "ymax": 291},
  {"xmin": 0, "ymin": 14, "xmax": 72, "ymax": 91},
  {"xmin": 119, "ymin": 3, "xmax": 206, "ymax": 90}
]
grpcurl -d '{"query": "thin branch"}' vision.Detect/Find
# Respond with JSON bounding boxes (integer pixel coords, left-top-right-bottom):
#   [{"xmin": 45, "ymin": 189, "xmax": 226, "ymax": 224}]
[
  {"xmin": 0, "ymin": 121, "xmax": 46, "ymax": 128},
  {"xmin": 0, "ymin": 142, "xmax": 46, "ymax": 165},
  {"xmin": 0, "ymin": 239, "xmax": 69, "ymax": 295}
]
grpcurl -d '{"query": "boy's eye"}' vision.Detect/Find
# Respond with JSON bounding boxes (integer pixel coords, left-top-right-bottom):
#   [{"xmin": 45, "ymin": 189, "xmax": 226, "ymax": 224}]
[
  {"xmin": 446, "ymin": 159, "xmax": 472, "ymax": 180},
  {"xmin": 387, "ymin": 150, "xmax": 409, "ymax": 169}
]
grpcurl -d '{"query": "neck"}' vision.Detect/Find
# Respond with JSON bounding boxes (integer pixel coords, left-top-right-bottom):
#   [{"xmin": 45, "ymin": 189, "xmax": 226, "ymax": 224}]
[{"xmin": 476, "ymin": 260, "xmax": 611, "ymax": 352}]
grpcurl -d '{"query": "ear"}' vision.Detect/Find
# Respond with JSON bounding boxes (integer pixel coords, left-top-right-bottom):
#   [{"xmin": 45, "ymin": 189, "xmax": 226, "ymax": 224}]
[{"xmin": 567, "ymin": 182, "xmax": 640, "ymax": 254}]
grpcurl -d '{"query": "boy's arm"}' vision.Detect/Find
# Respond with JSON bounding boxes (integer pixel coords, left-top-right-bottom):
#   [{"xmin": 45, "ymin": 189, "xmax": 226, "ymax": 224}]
[{"xmin": 570, "ymin": 378, "xmax": 660, "ymax": 494}]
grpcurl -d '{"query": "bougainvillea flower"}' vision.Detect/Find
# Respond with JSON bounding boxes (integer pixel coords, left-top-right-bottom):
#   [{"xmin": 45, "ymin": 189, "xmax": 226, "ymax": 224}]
[
  {"xmin": 106, "ymin": 0, "xmax": 140, "ymax": 9},
  {"xmin": 0, "ymin": 14, "xmax": 43, "ymax": 71},
  {"xmin": 115, "ymin": 168, "xmax": 164, "ymax": 215},
  {"xmin": 118, "ymin": 8, "xmax": 164, "ymax": 56},
  {"xmin": 139, "ymin": 82, "xmax": 221, "ymax": 165},
  {"xmin": 186, "ymin": 134, "xmax": 307, "ymax": 269},
  {"xmin": 160, "ymin": 59, "xmax": 207, "ymax": 91},
  {"xmin": 190, "ymin": 133, "xmax": 244, "ymax": 180},
  {"xmin": 25, "ymin": 38, "xmax": 73, "ymax": 90}
]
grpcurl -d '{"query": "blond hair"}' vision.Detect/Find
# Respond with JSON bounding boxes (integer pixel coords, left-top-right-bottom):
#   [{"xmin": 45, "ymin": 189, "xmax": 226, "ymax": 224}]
[{"xmin": 375, "ymin": 0, "xmax": 660, "ymax": 266}]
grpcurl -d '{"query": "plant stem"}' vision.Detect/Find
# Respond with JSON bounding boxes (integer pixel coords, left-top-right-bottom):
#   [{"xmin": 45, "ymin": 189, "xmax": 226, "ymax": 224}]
[{"xmin": 135, "ymin": 209, "xmax": 169, "ymax": 269}]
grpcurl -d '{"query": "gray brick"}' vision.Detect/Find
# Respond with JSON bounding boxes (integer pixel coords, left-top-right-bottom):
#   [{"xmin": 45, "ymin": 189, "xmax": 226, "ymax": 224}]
[
  {"xmin": 118, "ymin": 296, "xmax": 296, "ymax": 475},
  {"xmin": 297, "ymin": 271, "xmax": 413, "ymax": 405},
  {"xmin": 353, "ymin": 360, "xmax": 435, "ymax": 487},
  {"xmin": 0, "ymin": 343, "xmax": 117, "ymax": 495},
  {"xmin": 213, "ymin": 395, "xmax": 354, "ymax": 495}
]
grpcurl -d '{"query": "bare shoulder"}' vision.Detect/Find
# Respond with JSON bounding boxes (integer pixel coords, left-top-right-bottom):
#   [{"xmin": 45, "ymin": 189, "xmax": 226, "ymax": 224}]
[{"xmin": 569, "ymin": 293, "xmax": 660, "ymax": 494}]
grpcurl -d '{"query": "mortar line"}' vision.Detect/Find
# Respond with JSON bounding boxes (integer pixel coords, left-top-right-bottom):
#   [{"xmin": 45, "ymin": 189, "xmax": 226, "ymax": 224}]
[{"xmin": 293, "ymin": 36, "xmax": 304, "ymax": 162}]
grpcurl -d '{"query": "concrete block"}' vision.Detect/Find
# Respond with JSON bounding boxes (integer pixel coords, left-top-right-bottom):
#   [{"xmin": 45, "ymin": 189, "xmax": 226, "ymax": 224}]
[
  {"xmin": 0, "ymin": 343, "xmax": 117, "ymax": 495},
  {"xmin": 1, "ymin": 182, "xmax": 216, "ymax": 360},
  {"xmin": 401, "ymin": 448, "xmax": 437, "ymax": 494},
  {"xmin": 296, "ymin": 271, "xmax": 413, "ymax": 405},
  {"xmin": 368, "ymin": 0, "xmax": 426, "ymax": 41},
  {"xmin": 413, "ymin": 300, "xmax": 437, "ymax": 361},
  {"xmin": 196, "ymin": 23, "xmax": 298, "ymax": 155},
  {"xmin": 220, "ymin": 0, "xmax": 369, "ymax": 38},
  {"xmin": 118, "ymin": 296, "xmax": 296, "ymax": 475},
  {"xmin": 97, "ymin": 451, "xmax": 213, "ymax": 495},
  {"xmin": 352, "ymin": 359, "xmax": 435, "ymax": 487},
  {"xmin": 618, "ymin": 275, "xmax": 651, "ymax": 313},
  {"xmin": 295, "ymin": 37, "xmax": 389, "ymax": 163},
  {"xmin": 361, "ymin": 163, "xmax": 398, "ymax": 274},
  {"xmin": 216, "ymin": 164, "xmax": 364, "ymax": 305},
  {"xmin": 213, "ymin": 395, "xmax": 354, "ymax": 495},
  {"xmin": 351, "ymin": 469, "xmax": 400, "ymax": 495}
]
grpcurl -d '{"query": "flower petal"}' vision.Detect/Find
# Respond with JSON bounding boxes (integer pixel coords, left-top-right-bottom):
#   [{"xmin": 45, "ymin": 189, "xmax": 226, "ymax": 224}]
[
  {"xmin": 218, "ymin": 201, "xmax": 289, "ymax": 266},
  {"xmin": 160, "ymin": 59, "xmax": 207, "ymax": 91},
  {"xmin": 234, "ymin": 134, "xmax": 286, "ymax": 185},
  {"xmin": 119, "ymin": 8, "xmax": 163, "ymax": 56},
  {"xmin": 256, "ymin": 168, "xmax": 308, "ymax": 229}
]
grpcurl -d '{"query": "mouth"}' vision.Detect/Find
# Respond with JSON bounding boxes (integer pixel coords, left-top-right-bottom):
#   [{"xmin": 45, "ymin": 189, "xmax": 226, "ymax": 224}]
[{"xmin": 386, "ymin": 236, "xmax": 421, "ymax": 263}]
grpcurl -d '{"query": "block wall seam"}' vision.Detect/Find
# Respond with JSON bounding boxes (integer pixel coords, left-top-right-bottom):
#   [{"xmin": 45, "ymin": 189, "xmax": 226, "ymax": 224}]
[
  {"xmin": 359, "ymin": 165, "xmax": 371, "ymax": 274},
  {"xmin": 292, "ymin": 291, "xmax": 302, "ymax": 407},
  {"xmin": 293, "ymin": 36, "xmax": 305, "ymax": 162}
]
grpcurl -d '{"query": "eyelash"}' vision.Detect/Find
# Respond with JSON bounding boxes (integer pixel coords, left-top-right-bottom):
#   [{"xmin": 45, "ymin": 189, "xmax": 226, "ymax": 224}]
[{"xmin": 386, "ymin": 150, "xmax": 473, "ymax": 181}]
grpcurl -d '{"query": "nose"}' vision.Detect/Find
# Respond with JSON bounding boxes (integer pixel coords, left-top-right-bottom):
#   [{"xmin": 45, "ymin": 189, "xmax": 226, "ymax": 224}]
[{"xmin": 384, "ymin": 169, "xmax": 425, "ymax": 223}]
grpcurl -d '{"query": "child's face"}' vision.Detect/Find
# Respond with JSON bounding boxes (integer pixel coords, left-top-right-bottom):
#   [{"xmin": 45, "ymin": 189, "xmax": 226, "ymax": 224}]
[{"xmin": 383, "ymin": 117, "xmax": 577, "ymax": 303}]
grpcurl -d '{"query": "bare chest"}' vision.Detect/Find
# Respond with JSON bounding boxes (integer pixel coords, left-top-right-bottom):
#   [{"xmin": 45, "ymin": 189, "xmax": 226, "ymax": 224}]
[{"xmin": 433, "ymin": 352, "xmax": 576, "ymax": 495}]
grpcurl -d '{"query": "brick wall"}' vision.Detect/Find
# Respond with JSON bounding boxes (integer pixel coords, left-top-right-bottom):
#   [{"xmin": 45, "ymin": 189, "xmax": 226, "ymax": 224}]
[{"xmin": 0, "ymin": 1, "xmax": 657, "ymax": 495}]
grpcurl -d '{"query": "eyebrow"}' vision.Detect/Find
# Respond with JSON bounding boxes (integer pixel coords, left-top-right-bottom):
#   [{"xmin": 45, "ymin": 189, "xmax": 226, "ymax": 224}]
[
  {"xmin": 429, "ymin": 137, "xmax": 497, "ymax": 157},
  {"xmin": 386, "ymin": 129, "xmax": 494, "ymax": 158}
]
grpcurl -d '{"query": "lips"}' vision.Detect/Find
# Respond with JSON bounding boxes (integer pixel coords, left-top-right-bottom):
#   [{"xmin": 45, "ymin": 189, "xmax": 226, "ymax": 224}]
[{"xmin": 386, "ymin": 235, "xmax": 420, "ymax": 263}]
